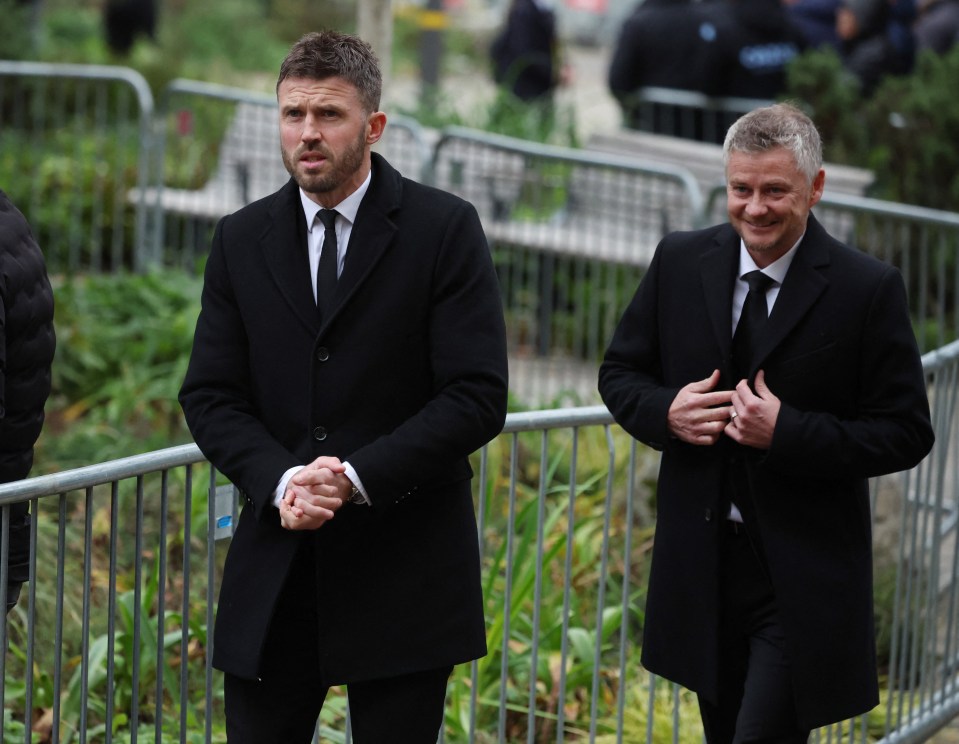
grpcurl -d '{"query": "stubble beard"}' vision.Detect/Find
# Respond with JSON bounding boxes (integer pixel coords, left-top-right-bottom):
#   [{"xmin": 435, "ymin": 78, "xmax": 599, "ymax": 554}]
[
  {"xmin": 735, "ymin": 216, "xmax": 782, "ymax": 256},
  {"xmin": 743, "ymin": 238, "xmax": 779, "ymax": 255},
  {"xmin": 282, "ymin": 129, "xmax": 367, "ymax": 195}
]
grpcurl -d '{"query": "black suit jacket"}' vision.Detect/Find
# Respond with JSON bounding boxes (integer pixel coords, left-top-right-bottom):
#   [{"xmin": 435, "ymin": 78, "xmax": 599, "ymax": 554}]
[
  {"xmin": 599, "ymin": 215, "xmax": 934, "ymax": 728},
  {"xmin": 179, "ymin": 153, "xmax": 509, "ymax": 683}
]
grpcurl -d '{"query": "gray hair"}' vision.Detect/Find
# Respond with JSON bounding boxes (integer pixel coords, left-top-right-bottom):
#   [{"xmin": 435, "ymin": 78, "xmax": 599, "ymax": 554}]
[
  {"xmin": 277, "ymin": 30, "xmax": 382, "ymax": 114},
  {"xmin": 723, "ymin": 102, "xmax": 823, "ymax": 183}
]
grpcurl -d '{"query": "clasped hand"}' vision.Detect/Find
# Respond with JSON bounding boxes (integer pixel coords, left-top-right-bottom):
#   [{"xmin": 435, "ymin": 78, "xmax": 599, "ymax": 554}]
[
  {"xmin": 279, "ymin": 456, "xmax": 353, "ymax": 531},
  {"xmin": 667, "ymin": 369, "xmax": 780, "ymax": 449}
]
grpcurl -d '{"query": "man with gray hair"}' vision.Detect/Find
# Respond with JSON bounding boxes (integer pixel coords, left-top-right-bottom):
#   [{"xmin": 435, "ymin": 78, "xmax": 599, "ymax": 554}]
[{"xmin": 599, "ymin": 102, "xmax": 934, "ymax": 740}]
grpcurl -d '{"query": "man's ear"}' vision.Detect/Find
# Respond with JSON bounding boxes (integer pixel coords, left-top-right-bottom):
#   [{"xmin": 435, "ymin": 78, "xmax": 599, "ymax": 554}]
[
  {"xmin": 367, "ymin": 111, "xmax": 387, "ymax": 145},
  {"xmin": 809, "ymin": 168, "xmax": 826, "ymax": 208}
]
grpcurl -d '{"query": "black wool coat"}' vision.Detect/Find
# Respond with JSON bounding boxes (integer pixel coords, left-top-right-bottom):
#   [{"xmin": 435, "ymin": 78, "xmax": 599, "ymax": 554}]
[
  {"xmin": 179, "ymin": 154, "xmax": 509, "ymax": 683},
  {"xmin": 599, "ymin": 215, "xmax": 934, "ymax": 728},
  {"xmin": 0, "ymin": 190, "xmax": 55, "ymax": 587}
]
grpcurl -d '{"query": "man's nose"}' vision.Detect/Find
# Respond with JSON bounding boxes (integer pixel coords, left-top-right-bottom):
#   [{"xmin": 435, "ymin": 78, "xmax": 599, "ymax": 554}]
[
  {"xmin": 744, "ymin": 194, "xmax": 767, "ymax": 216},
  {"xmin": 301, "ymin": 114, "xmax": 322, "ymax": 142}
]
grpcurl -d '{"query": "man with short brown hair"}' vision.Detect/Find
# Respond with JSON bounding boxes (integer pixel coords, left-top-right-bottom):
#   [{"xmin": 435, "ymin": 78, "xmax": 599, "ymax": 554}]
[{"xmin": 180, "ymin": 30, "xmax": 508, "ymax": 744}]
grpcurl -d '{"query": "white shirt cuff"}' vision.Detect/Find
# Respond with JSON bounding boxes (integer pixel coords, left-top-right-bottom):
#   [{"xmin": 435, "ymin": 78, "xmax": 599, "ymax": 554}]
[{"xmin": 273, "ymin": 465, "xmax": 305, "ymax": 509}]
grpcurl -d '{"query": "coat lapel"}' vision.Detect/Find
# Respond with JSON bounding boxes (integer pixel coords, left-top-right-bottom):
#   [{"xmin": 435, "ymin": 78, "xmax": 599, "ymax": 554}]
[
  {"xmin": 259, "ymin": 179, "xmax": 320, "ymax": 335},
  {"xmin": 753, "ymin": 214, "xmax": 831, "ymax": 371},
  {"xmin": 322, "ymin": 153, "xmax": 401, "ymax": 329},
  {"xmin": 700, "ymin": 226, "xmax": 740, "ymax": 378},
  {"xmin": 255, "ymin": 156, "xmax": 403, "ymax": 336}
]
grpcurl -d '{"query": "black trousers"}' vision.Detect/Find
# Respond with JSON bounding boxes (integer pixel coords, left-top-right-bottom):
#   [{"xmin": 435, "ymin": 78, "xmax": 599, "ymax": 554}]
[
  {"xmin": 223, "ymin": 542, "xmax": 452, "ymax": 743},
  {"xmin": 697, "ymin": 522, "xmax": 810, "ymax": 744},
  {"xmin": 224, "ymin": 664, "xmax": 452, "ymax": 744}
]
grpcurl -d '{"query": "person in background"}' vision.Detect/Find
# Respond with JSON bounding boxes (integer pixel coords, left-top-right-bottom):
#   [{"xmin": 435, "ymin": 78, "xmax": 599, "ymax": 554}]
[
  {"xmin": 783, "ymin": 0, "xmax": 843, "ymax": 49},
  {"xmin": 609, "ymin": 0, "xmax": 803, "ymax": 140},
  {"xmin": 840, "ymin": 0, "xmax": 916, "ymax": 91},
  {"xmin": 179, "ymin": 30, "xmax": 508, "ymax": 744},
  {"xmin": 608, "ymin": 0, "xmax": 719, "ymax": 133},
  {"xmin": 103, "ymin": 0, "xmax": 157, "ymax": 55},
  {"xmin": 599, "ymin": 103, "xmax": 933, "ymax": 741},
  {"xmin": 0, "ymin": 189, "xmax": 55, "ymax": 615},
  {"xmin": 784, "ymin": 0, "xmax": 916, "ymax": 92},
  {"xmin": 913, "ymin": 0, "xmax": 959, "ymax": 54},
  {"xmin": 705, "ymin": 0, "xmax": 807, "ymax": 99},
  {"xmin": 491, "ymin": 0, "xmax": 562, "ymax": 102}
]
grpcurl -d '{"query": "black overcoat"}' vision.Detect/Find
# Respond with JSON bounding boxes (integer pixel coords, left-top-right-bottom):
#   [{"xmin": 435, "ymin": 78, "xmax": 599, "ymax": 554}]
[
  {"xmin": 180, "ymin": 154, "xmax": 509, "ymax": 683},
  {"xmin": 599, "ymin": 215, "xmax": 934, "ymax": 729}
]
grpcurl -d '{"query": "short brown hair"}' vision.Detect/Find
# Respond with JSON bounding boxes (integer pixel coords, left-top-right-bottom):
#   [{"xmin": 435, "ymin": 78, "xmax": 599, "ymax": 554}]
[{"xmin": 277, "ymin": 30, "xmax": 382, "ymax": 113}]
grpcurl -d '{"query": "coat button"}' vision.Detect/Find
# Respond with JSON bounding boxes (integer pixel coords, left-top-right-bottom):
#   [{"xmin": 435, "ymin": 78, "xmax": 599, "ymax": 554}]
[
  {"xmin": 312, "ymin": 427, "xmax": 327, "ymax": 441},
  {"xmin": 704, "ymin": 508, "xmax": 714, "ymax": 522},
  {"xmin": 316, "ymin": 347, "xmax": 329, "ymax": 362}
]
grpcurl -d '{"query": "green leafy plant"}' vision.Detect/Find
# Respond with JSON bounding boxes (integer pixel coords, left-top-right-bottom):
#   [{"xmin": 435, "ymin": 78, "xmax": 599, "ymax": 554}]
[
  {"xmin": 39, "ymin": 270, "xmax": 200, "ymax": 471},
  {"xmin": 786, "ymin": 44, "xmax": 959, "ymax": 210},
  {"xmin": 442, "ymin": 428, "xmax": 657, "ymax": 742}
]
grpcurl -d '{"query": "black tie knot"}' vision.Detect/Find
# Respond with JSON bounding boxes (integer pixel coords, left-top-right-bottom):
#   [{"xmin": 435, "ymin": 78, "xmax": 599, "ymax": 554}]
[
  {"xmin": 744, "ymin": 270, "xmax": 774, "ymax": 297},
  {"xmin": 318, "ymin": 209, "xmax": 338, "ymax": 231}
]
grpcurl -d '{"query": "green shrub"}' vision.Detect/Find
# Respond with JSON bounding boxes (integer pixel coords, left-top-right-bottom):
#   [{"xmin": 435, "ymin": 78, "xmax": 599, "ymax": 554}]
[
  {"xmin": 860, "ymin": 47, "xmax": 959, "ymax": 210},
  {"xmin": 786, "ymin": 45, "xmax": 959, "ymax": 210},
  {"xmin": 0, "ymin": 0, "xmax": 36, "ymax": 60},
  {"xmin": 38, "ymin": 270, "xmax": 201, "ymax": 471},
  {"xmin": 0, "ymin": 126, "xmax": 141, "ymax": 274},
  {"xmin": 785, "ymin": 47, "xmax": 868, "ymax": 167}
]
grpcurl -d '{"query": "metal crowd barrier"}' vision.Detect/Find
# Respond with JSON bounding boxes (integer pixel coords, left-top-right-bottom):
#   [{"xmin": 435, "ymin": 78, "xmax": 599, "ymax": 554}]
[
  {"xmin": 614, "ymin": 86, "xmax": 772, "ymax": 145},
  {"xmin": 429, "ymin": 126, "xmax": 704, "ymax": 408},
  {"xmin": 815, "ymin": 194, "xmax": 959, "ymax": 353},
  {"xmin": 705, "ymin": 187, "xmax": 959, "ymax": 353},
  {"xmin": 0, "ymin": 340, "xmax": 957, "ymax": 743},
  {"xmin": 2, "ymin": 62, "xmax": 958, "ymax": 398},
  {"xmin": 0, "ymin": 61, "xmax": 155, "ymax": 274}
]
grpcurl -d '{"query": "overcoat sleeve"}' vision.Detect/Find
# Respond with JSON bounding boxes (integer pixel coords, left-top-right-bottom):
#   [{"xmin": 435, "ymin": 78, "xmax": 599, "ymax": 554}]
[
  {"xmin": 342, "ymin": 199, "xmax": 509, "ymax": 506},
  {"xmin": 179, "ymin": 218, "xmax": 304, "ymax": 510},
  {"xmin": 598, "ymin": 244, "xmax": 682, "ymax": 450},
  {"xmin": 764, "ymin": 264, "xmax": 934, "ymax": 479}
]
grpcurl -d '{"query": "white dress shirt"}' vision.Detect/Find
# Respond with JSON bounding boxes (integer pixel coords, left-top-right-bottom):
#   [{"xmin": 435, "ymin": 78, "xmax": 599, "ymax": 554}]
[
  {"xmin": 272, "ymin": 173, "xmax": 373, "ymax": 509},
  {"xmin": 727, "ymin": 234, "xmax": 802, "ymax": 522}
]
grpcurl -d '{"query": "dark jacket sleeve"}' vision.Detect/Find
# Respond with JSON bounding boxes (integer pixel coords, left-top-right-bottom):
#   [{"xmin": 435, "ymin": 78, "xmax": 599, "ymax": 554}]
[
  {"xmin": 765, "ymin": 264, "xmax": 934, "ymax": 479},
  {"xmin": 598, "ymin": 242, "xmax": 682, "ymax": 450},
  {"xmin": 344, "ymin": 199, "xmax": 509, "ymax": 505},
  {"xmin": 178, "ymin": 217, "xmax": 306, "ymax": 513}
]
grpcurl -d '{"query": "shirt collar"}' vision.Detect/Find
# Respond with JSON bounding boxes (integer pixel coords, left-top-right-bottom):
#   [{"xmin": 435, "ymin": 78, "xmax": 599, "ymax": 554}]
[
  {"xmin": 299, "ymin": 169, "xmax": 373, "ymax": 232},
  {"xmin": 738, "ymin": 233, "xmax": 803, "ymax": 286}
]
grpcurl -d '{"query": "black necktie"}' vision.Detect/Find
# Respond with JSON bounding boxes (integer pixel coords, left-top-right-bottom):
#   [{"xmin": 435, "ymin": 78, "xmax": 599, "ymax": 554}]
[
  {"xmin": 732, "ymin": 270, "xmax": 774, "ymax": 379},
  {"xmin": 316, "ymin": 209, "xmax": 338, "ymax": 321}
]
